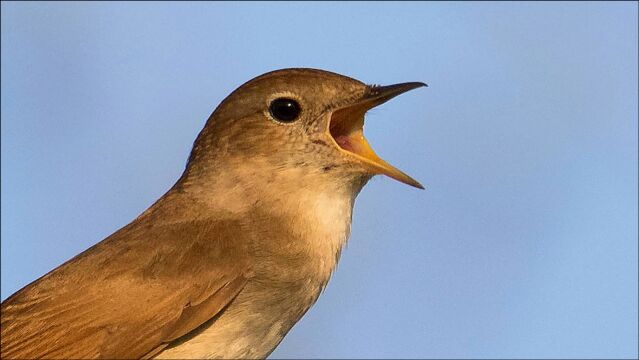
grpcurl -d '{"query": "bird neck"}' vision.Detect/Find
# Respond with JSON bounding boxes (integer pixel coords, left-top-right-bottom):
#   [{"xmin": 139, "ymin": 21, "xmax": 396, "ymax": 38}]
[
  {"xmin": 170, "ymin": 155, "xmax": 368, "ymax": 286},
  {"xmin": 177, "ymin": 154, "xmax": 368, "ymax": 217}
]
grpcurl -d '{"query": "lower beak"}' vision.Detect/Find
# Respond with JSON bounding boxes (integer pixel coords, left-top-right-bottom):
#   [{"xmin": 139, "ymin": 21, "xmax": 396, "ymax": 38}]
[{"xmin": 328, "ymin": 82, "xmax": 427, "ymax": 189}]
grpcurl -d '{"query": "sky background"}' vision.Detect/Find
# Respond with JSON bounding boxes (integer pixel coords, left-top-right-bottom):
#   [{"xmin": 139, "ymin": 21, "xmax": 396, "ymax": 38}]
[{"xmin": 1, "ymin": 2, "xmax": 637, "ymax": 358}]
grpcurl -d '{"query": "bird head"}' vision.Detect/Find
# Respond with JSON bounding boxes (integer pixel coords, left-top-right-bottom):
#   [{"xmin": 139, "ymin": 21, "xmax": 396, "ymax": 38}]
[{"xmin": 184, "ymin": 68, "xmax": 425, "ymax": 194}]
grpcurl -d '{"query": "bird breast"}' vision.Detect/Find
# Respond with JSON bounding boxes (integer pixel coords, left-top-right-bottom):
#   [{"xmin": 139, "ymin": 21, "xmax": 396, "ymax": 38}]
[{"xmin": 156, "ymin": 186, "xmax": 356, "ymax": 359}]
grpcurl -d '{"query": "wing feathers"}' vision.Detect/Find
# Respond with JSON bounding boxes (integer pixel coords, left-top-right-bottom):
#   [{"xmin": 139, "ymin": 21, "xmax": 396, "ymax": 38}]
[
  {"xmin": 1, "ymin": 216, "xmax": 251, "ymax": 359},
  {"xmin": 163, "ymin": 275, "xmax": 247, "ymax": 343}
]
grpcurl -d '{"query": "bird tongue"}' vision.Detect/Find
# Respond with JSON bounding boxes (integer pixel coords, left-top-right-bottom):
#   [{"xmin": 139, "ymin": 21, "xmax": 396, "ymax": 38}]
[{"xmin": 333, "ymin": 130, "xmax": 377, "ymax": 160}]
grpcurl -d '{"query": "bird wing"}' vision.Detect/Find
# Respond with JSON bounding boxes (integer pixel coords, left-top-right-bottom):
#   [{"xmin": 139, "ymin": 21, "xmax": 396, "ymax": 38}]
[{"xmin": 1, "ymin": 216, "xmax": 252, "ymax": 359}]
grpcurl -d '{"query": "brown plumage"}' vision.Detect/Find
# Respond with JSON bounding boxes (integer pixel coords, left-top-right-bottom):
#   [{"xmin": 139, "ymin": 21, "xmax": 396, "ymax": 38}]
[{"xmin": 1, "ymin": 68, "xmax": 425, "ymax": 359}]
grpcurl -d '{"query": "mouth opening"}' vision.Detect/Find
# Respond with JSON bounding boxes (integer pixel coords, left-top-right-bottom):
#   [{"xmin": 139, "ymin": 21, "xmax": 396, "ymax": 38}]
[
  {"xmin": 328, "ymin": 104, "xmax": 378, "ymax": 160},
  {"xmin": 326, "ymin": 93, "xmax": 425, "ymax": 189}
]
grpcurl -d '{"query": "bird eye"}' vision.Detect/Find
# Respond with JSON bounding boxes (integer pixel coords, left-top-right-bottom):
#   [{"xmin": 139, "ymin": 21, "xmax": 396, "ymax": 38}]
[{"xmin": 269, "ymin": 98, "xmax": 301, "ymax": 123}]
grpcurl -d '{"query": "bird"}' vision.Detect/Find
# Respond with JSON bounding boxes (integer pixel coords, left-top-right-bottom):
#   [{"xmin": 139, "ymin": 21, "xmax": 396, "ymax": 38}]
[{"xmin": 1, "ymin": 68, "xmax": 426, "ymax": 359}]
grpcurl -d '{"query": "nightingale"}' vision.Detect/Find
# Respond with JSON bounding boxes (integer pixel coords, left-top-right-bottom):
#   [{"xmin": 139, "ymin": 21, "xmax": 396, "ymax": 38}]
[{"xmin": 1, "ymin": 68, "xmax": 426, "ymax": 359}]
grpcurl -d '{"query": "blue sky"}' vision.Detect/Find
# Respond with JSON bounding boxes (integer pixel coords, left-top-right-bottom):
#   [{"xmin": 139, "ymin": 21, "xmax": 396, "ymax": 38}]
[{"xmin": 2, "ymin": 2, "xmax": 637, "ymax": 358}]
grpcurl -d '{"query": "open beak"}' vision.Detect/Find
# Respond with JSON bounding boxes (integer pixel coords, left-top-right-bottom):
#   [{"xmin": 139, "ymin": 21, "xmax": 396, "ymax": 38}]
[{"xmin": 328, "ymin": 82, "xmax": 427, "ymax": 189}]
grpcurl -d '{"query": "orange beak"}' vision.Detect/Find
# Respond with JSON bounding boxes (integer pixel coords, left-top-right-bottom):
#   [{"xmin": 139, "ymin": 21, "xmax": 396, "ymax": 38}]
[{"xmin": 328, "ymin": 82, "xmax": 427, "ymax": 189}]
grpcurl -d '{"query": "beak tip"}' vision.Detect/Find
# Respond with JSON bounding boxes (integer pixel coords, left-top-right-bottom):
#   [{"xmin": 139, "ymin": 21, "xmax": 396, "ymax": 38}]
[
  {"xmin": 411, "ymin": 180, "xmax": 426, "ymax": 190},
  {"xmin": 399, "ymin": 175, "xmax": 425, "ymax": 190},
  {"xmin": 402, "ymin": 82, "xmax": 428, "ymax": 92}
]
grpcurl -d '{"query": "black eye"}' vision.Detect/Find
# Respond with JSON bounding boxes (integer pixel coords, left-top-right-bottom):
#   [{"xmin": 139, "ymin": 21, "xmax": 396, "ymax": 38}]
[{"xmin": 269, "ymin": 98, "xmax": 301, "ymax": 122}]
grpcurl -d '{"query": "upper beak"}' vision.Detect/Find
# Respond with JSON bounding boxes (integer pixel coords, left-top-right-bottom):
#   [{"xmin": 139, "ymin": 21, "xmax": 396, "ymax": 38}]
[
  {"xmin": 361, "ymin": 82, "xmax": 428, "ymax": 108},
  {"xmin": 328, "ymin": 82, "xmax": 427, "ymax": 189}
]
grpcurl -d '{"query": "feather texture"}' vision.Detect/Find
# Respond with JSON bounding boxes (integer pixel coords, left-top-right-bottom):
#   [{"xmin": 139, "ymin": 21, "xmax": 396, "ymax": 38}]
[{"xmin": 1, "ymin": 213, "xmax": 250, "ymax": 359}]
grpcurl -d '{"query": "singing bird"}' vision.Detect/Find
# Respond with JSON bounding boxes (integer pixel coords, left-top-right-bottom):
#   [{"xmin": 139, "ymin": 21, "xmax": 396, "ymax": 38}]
[{"xmin": 1, "ymin": 68, "xmax": 426, "ymax": 359}]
